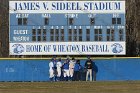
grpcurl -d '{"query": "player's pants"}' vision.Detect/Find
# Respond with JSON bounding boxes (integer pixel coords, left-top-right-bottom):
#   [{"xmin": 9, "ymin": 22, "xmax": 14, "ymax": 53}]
[
  {"xmin": 57, "ymin": 68, "xmax": 61, "ymax": 77},
  {"xmin": 63, "ymin": 69, "xmax": 70, "ymax": 77},
  {"xmin": 86, "ymin": 69, "xmax": 92, "ymax": 81},
  {"xmin": 49, "ymin": 69, "xmax": 54, "ymax": 78},
  {"xmin": 69, "ymin": 68, "xmax": 74, "ymax": 77},
  {"xmin": 93, "ymin": 70, "xmax": 96, "ymax": 81}
]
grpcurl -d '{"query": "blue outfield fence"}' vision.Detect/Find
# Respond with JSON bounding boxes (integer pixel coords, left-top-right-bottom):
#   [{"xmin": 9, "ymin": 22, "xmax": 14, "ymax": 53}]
[{"xmin": 0, "ymin": 58, "xmax": 140, "ymax": 81}]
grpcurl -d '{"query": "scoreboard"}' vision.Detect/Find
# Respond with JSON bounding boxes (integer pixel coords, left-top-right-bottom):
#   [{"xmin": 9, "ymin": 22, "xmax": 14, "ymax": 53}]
[{"xmin": 9, "ymin": 1, "xmax": 125, "ymax": 55}]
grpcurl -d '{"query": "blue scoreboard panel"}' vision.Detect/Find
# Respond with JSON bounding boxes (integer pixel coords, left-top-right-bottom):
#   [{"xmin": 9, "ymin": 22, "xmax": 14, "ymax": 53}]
[{"xmin": 9, "ymin": 1, "xmax": 125, "ymax": 55}]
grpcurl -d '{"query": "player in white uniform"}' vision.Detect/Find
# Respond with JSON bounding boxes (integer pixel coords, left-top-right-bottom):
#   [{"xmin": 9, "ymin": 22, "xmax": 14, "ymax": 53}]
[
  {"xmin": 56, "ymin": 58, "xmax": 62, "ymax": 81},
  {"xmin": 49, "ymin": 59, "xmax": 54, "ymax": 81},
  {"xmin": 69, "ymin": 57, "xmax": 76, "ymax": 80}
]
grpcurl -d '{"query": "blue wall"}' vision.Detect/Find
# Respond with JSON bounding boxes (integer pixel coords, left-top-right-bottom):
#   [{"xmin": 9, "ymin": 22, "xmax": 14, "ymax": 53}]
[{"xmin": 0, "ymin": 58, "xmax": 140, "ymax": 81}]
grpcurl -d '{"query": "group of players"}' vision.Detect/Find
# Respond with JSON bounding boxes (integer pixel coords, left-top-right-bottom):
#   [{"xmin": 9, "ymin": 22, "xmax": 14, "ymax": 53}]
[{"xmin": 49, "ymin": 56, "xmax": 97, "ymax": 81}]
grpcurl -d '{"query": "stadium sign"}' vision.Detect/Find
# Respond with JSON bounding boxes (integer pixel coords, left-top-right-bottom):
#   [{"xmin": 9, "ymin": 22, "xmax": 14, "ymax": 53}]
[
  {"xmin": 10, "ymin": 1, "xmax": 125, "ymax": 13},
  {"xmin": 9, "ymin": 1, "xmax": 125, "ymax": 55},
  {"xmin": 9, "ymin": 42, "xmax": 125, "ymax": 55}
]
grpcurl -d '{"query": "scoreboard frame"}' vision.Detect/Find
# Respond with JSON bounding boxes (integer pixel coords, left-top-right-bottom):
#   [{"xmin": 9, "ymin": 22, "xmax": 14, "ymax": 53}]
[{"xmin": 9, "ymin": 1, "xmax": 126, "ymax": 55}]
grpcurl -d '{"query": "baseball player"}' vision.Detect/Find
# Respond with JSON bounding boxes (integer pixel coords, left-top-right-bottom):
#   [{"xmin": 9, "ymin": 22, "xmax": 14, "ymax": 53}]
[
  {"xmin": 49, "ymin": 59, "xmax": 54, "ymax": 81},
  {"xmin": 85, "ymin": 57, "xmax": 93, "ymax": 81},
  {"xmin": 69, "ymin": 57, "xmax": 76, "ymax": 81},
  {"xmin": 53, "ymin": 57, "xmax": 58, "ymax": 81},
  {"xmin": 56, "ymin": 58, "xmax": 62, "ymax": 81},
  {"xmin": 63, "ymin": 58, "xmax": 70, "ymax": 81},
  {"xmin": 73, "ymin": 60, "xmax": 81, "ymax": 81}
]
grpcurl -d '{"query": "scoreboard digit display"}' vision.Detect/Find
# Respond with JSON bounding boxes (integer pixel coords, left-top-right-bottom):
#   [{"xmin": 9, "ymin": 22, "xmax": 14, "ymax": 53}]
[{"xmin": 9, "ymin": 1, "xmax": 125, "ymax": 55}]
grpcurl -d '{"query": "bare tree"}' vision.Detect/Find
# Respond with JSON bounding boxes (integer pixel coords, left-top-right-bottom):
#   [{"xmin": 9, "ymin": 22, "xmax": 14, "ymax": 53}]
[{"xmin": 126, "ymin": 0, "xmax": 140, "ymax": 56}]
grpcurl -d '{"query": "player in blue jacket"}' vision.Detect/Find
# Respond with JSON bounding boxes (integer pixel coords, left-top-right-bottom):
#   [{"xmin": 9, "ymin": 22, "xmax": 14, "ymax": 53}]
[
  {"xmin": 73, "ymin": 60, "xmax": 81, "ymax": 81},
  {"xmin": 63, "ymin": 58, "xmax": 70, "ymax": 81}
]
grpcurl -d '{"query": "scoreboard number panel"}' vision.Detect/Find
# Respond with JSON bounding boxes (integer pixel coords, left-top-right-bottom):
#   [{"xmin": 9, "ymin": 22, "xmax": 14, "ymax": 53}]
[{"xmin": 9, "ymin": 1, "xmax": 125, "ymax": 55}]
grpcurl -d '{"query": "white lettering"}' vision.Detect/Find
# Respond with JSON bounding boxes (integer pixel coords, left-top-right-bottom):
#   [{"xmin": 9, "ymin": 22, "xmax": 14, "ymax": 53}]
[
  {"xmin": 14, "ymin": 30, "xmax": 28, "ymax": 35},
  {"xmin": 13, "ymin": 36, "xmax": 29, "ymax": 41}
]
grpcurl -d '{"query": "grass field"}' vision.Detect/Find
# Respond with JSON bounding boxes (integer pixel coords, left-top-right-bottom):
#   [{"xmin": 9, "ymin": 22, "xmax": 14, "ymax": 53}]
[{"xmin": 0, "ymin": 81, "xmax": 140, "ymax": 93}]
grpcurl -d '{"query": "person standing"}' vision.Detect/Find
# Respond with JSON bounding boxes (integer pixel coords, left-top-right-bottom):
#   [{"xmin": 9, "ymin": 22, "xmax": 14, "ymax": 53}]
[
  {"xmin": 73, "ymin": 60, "xmax": 81, "ymax": 81},
  {"xmin": 53, "ymin": 57, "xmax": 58, "ymax": 81},
  {"xmin": 56, "ymin": 58, "xmax": 62, "ymax": 81},
  {"xmin": 92, "ymin": 61, "xmax": 98, "ymax": 81},
  {"xmin": 63, "ymin": 58, "xmax": 70, "ymax": 81},
  {"xmin": 85, "ymin": 57, "xmax": 93, "ymax": 81},
  {"xmin": 69, "ymin": 57, "xmax": 76, "ymax": 81},
  {"xmin": 49, "ymin": 59, "xmax": 54, "ymax": 81}
]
